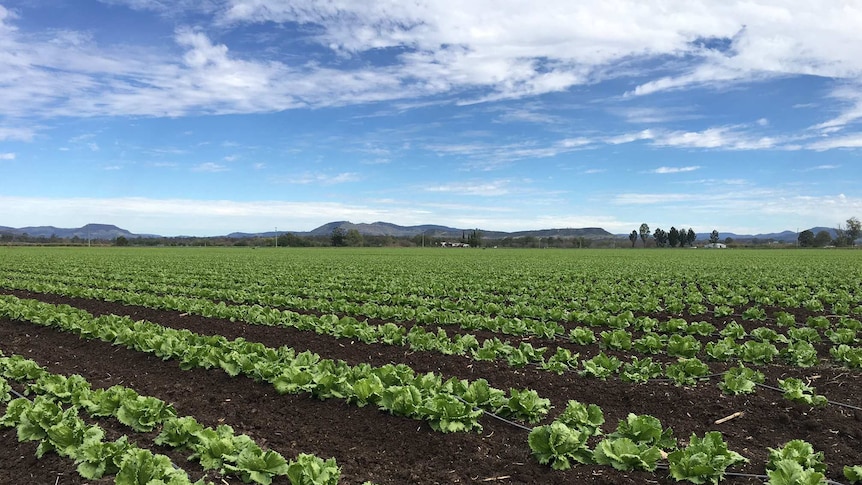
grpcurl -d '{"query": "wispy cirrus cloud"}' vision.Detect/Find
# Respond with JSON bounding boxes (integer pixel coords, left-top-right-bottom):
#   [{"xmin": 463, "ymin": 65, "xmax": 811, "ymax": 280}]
[
  {"xmin": 278, "ymin": 172, "xmax": 361, "ymax": 185},
  {"xmin": 423, "ymin": 179, "xmax": 515, "ymax": 196},
  {"xmin": 191, "ymin": 162, "xmax": 229, "ymax": 172},
  {"xmin": 0, "ymin": 152, "xmax": 15, "ymax": 160},
  {"xmin": 796, "ymin": 164, "xmax": 841, "ymax": 171},
  {"xmin": 649, "ymin": 166, "xmax": 701, "ymax": 174}
]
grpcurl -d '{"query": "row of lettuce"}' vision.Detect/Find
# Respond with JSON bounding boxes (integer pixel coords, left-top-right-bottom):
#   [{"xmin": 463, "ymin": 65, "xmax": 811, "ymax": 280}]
[
  {"xmin": 4, "ymin": 350, "xmax": 861, "ymax": 485},
  {"xmin": 0, "ymin": 294, "xmax": 552, "ymax": 432},
  {"xmin": 1, "ymin": 278, "xmax": 861, "ymax": 375},
  {"xmin": 3, "ymin": 249, "xmax": 859, "ymax": 326},
  {"xmin": 528, "ymin": 398, "xmax": 862, "ymax": 485},
  {"xmin": 0, "ymin": 351, "xmax": 343, "ymax": 485},
  {"xmin": 5, "ymin": 267, "xmax": 862, "ymax": 342},
  {"xmin": 0, "ymin": 287, "xmax": 858, "ymax": 413}
]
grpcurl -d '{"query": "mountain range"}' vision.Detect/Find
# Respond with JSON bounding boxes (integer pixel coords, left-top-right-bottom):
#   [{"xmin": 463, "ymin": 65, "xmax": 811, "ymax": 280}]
[{"xmin": 0, "ymin": 221, "xmax": 843, "ymax": 242}]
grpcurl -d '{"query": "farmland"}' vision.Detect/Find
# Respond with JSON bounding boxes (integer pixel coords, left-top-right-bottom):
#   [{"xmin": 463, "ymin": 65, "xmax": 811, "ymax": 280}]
[{"xmin": 1, "ymin": 246, "xmax": 860, "ymax": 484}]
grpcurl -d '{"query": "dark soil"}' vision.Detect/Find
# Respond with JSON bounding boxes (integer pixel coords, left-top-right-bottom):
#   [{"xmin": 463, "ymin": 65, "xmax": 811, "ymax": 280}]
[{"xmin": 1, "ymin": 289, "xmax": 860, "ymax": 484}]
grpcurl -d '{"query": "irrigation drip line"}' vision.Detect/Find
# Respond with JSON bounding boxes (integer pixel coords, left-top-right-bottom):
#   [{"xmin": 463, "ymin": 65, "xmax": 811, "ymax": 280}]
[
  {"xmin": 753, "ymin": 382, "xmax": 862, "ymax": 411},
  {"xmin": 452, "ymin": 395, "xmax": 535, "ymax": 432}
]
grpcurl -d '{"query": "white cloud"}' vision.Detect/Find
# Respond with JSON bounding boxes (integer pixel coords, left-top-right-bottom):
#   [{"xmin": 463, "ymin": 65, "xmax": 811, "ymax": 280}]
[
  {"xmin": 603, "ymin": 126, "xmax": 781, "ymax": 150},
  {"xmin": 192, "ymin": 162, "xmax": 229, "ymax": 172},
  {"xmin": 0, "ymin": 126, "xmax": 36, "ymax": 142},
  {"xmin": 807, "ymin": 133, "xmax": 862, "ymax": 151},
  {"xmin": 650, "ymin": 166, "xmax": 701, "ymax": 174},
  {"xmin": 3, "ymin": 1, "xmax": 862, "ymax": 120},
  {"xmin": 278, "ymin": 172, "xmax": 361, "ymax": 185},
  {"xmin": 424, "ymin": 179, "xmax": 513, "ymax": 196},
  {"xmin": 796, "ymin": 164, "xmax": 841, "ymax": 171},
  {"xmin": 0, "ymin": 152, "xmax": 15, "ymax": 160}
]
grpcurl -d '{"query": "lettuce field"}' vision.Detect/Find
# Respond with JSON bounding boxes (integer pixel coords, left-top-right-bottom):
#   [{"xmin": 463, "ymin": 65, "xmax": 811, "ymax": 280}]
[{"xmin": 1, "ymin": 246, "xmax": 861, "ymax": 484}]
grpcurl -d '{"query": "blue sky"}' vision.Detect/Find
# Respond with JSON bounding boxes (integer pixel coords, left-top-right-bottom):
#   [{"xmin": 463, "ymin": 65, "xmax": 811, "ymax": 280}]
[{"xmin": 1, "ymin": 1, "xmax": 861, "ymax": 236}]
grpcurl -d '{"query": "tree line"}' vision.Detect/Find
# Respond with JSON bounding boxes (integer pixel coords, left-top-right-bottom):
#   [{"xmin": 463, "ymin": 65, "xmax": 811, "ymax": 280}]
[
  {"xmin": 797, "ymin": 217, "xmax": 861, "ymax": 248},
  {"xmin": 629, "ymin": 224, "xmax": 698, "ymax": 248}
]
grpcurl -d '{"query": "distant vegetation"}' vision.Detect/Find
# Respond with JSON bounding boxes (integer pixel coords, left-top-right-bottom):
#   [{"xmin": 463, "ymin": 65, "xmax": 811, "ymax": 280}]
[{"xmin": 1, "ymin": 217, "xmax": 858, "ymax": 249}]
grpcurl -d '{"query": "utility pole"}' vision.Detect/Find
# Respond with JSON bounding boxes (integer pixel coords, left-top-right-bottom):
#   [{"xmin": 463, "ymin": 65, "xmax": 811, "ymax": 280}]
[{"xmin": 275, "ymin": 227, "xmax": 278, "ymax": 248}]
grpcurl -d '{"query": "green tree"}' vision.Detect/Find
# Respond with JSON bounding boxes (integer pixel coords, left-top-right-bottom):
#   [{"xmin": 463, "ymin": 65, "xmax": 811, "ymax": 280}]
[
  {"xmin": 686, "ymin": 228, "xmax": 697, "ymax": 246},
  {"xmin": 331, "ymin": 227, "xmax": 346, "ymax": 247},
  {"xmin": 813, "ymin": 230, "xmax": 832, "ymax": 247},
  {"xmin": 639, "ymin": 223, "xmax": 650, "ymax": 247},
  {"xmin": 345, "ymin": 229, "xmax": 364, "ymax": 247},
  {"xmin": 668, "ymin": 227, "xmax": 680, "ymax": 247},
  {"xmin": 846, "ymin": 216, "xmax": 861, "ymax": 245},
  {"xmin": 797, "ymin": 230, "xmax": 815, "ymax": 247},
  {"xmin": 115, "ymin": 236, "xmax": 129, "ymax": 247},
  {"xmin": 467, "ymin": 229, "xmax": 482, "ymax": 247},
  {"xmin": 654, "ymin": 228, "xmax": 668, "ymax": 247},
  {"xmin": 709, "ymin": 229, "xmax": 720, "ymax": 244},
  {"xmin": 629, "ymin": 230, "xmax": 638, "ymax": 248}
]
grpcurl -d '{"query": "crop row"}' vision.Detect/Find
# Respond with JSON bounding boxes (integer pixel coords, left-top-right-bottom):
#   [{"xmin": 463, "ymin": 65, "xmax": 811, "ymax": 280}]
[
  {"xmin": 528, "ymin": 398, "xmax": 862, "ymax": 485},
  {"xmin": 0, "ymin": 350, "xmax": 345, "ymax": 485},
  {"xmin": 2, "ymin": 249, "xmax": 860, "ymax": 328},
  {"xmin": 4, "ymin": 316, "xmax": 859, "ymax": 485},
  {"xmin": 0, "ymin": 294, "xmax": 551, "ymax": 431},
  {"xmin": 3, "ymin": 277, "xmax": 860, "ymax": 377}
]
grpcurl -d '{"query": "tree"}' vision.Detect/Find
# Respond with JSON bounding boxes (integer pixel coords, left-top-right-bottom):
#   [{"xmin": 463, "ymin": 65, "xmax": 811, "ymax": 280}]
[
  {"xmin": 686, "ymin": 228, "xmax": 697, "ymax": 246},
  {"xmin": 114, "ymin": 236, "xmax": 129, "ymax": 247},
  {"xmin": 846, "ymin": 216, "xmax": 861, "ymax": 245},
  {"xmin": 331, "ymin": 227, "xmax": 346, "ymax": 247},
  {"xmin": 467, "ymin": 229, "xmax": 482, "ymax": 248},
  {"xmin": 639, "ymin": 223, "xmax": 650, "ymax": 247},
  {"xmin": 797, "ymin": 230, "xmax": 815, "ymax": 247},
  {"xmin": 668, "ymin": 227, "xmax": 680, "ymax": 247},
  {"xmin": 629, "ymin": 230, "xmax": 638, "ymax": 248},
  {"xmin": 653, "ymin": 228, "xmax": 668, "ymax": 247},
  {"xmin": 709, "ymin": 230, "xmax": 720, "ymax": 244},
  {"xmin": 345, "ymin": 229, "xmax": 364, "ymax": 247},
  {"xmin": 813, "ymin": 230, "xmax": 832, "ymax": 247}
]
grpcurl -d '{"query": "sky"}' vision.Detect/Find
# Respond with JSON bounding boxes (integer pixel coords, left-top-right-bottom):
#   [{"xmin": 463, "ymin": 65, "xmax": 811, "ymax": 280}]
[{"xmin": 1, "ymin": 1, "xmax": 862, "ymax": 237}]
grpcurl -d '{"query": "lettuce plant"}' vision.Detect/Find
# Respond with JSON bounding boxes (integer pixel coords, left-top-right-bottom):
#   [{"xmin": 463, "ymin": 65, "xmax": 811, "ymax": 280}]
[
  {"xmin": 608, "ymin": 413, "xmax": 676, "ymax": 449},
  {"xmin": 767, "ymin": 459, "xmax": 825, "ymax": 485},
  {"xmin": 569, "ymin": 327, "xmax": 596, "ymax": 345},
  {"xmin": 766, "ymin": 440, "xmax": 826, "ymax": 474},
  {"xmin": 718, "ymin": 365, "xmax": 764, "ymax": 395},
  {"xmin": 592, "ymin": 437, "xmax": 662, "ymax": 471},
  {"xmin": 830, "ymin": 344, "xmax": 862, "ymax": 369},
  {"xmin": 580, "ymin": 352, "xmax": 622, "ymax": 379},
  {"xmin": 665, "ymin": 358, "xmax": 710, "ymax": 386},
  {"xmin": 781, "ymin": 341, "xmax": 819, "ymax": 368},
  {"xmin": 845, "ymin": 465, "xmax": 862, "ymax": 484},
  {"xmin": 667, "ymin": 431, "xmax": 748, "ymax": 485},
  {"xmin": 555, "ymin": 400, "xmax": 604, "ymax": 437},
  {"xmin": 777, "ymin": 378, "xmax": 828, "ymax": 407},
  {"xmin": 667, "ymin": 335, "xmax": 702, "ymax": 359},
  {"xmin": 286, "ymin": 454, "xmax": 340, "ymax": 485},
  {"xmin": 633, "ymin": 332, "xmax": 666, "ymax": 354},
  {"xmin": 738, "ymin": 341, "xmax": 778, "ymax": 365},
  {"xmin": 528, "ymin": 422, "xmax": 593, "ymax": 470}
]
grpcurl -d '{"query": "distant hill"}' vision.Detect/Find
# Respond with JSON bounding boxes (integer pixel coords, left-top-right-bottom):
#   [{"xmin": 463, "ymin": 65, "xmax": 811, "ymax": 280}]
[
  {"xmin": 249, "ymin": 221, "xmax": 616, "ymax": 240},
  {"xmin": 694, "ymin": 227, "xmax": 840, "ymax": 242},
  {"xmin": 2, "ymin": 221, "xmax": 853, "ymax": 243},
  {"xmin": 0, "ymin": 223, "xmax": 156, "ymax": 239}
]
